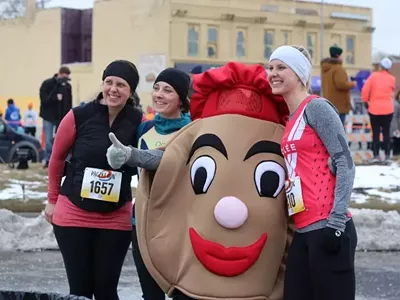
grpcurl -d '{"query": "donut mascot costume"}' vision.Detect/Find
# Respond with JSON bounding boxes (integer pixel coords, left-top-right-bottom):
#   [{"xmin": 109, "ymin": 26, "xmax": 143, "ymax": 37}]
[{"xmin": 135, "ymin": 62, "xmax": 293, "ymax": 299}]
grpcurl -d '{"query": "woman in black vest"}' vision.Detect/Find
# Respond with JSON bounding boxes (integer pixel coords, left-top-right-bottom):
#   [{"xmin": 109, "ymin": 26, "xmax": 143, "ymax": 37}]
[{"xmin": 44, "ymin": 60, "xmax": 143, "ymax": 300}]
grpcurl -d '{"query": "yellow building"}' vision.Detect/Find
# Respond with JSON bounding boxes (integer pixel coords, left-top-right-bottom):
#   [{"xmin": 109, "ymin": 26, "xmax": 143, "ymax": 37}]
[{"xmin": 0, "ymin": 0, "xmax": 374, "ymax": 113}]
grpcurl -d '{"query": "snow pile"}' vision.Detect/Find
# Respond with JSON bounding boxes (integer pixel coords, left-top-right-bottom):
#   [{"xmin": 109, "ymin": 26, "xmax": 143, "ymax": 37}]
[
  {"xmin": 351, "ymin": 208, "xmax": 400, "ymax": 251},
  {"xmin": 0, "ymin": 209, "xmax": 57, "ymax": 251},
  {"xmin": 0, "ymin": 208, "xmax": 399, "ymax": 252}
]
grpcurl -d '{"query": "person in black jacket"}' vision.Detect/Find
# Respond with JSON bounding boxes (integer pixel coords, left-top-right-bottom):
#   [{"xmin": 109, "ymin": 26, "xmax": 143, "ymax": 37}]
[
  {"xmin": 44, "ymin": 60, "xmax": 143, "ymax": 300},
  {"xmin": 39, "ymin": 66, "xmax": 73, "ymax": 167}
]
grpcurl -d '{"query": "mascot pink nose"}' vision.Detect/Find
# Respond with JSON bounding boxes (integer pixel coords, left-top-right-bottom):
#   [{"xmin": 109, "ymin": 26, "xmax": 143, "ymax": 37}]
[{"xmin": 214, "ymin": 196, "xmax": 248, "ymax": 229}]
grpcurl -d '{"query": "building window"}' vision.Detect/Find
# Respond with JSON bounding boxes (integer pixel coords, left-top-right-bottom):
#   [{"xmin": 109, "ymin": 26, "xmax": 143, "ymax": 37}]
[
  {"xmin": 236, "ymin": 28, "xmax": 247, "ymax": 58},
  {"xmin": 264, "ymin": 30, "xmax": 274, "ymax": 59},
  {"xmin": 331, "ymin": 34, "xmax": 342, "ymax": 48},
  {"xmin": 282, "ymin": 30, "xmax": 291, "ymax": 45},
  {"xmin": 306, "ymin": 32, "xmax": 317, "ymax": 64},
  {"xmin": 61, "ymin": 9, "xmax": 92, "ymax": 64},
  {"xmin": 207, "ymin": 26, "xmax": 218, "ymax": 58},
  {"xmin": 346, "ymin": 36, "xmax": 355, "ymax": 65},
  {"xmin": 188, "ymin": 24, "xmax": 199, "ymax": 57}
]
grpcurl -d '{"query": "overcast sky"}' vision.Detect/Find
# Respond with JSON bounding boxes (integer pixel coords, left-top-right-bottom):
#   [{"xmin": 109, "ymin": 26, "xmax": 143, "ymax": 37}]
[{"xmin": 48, "ymin": 0, "xmax": 398, "ymax": 55}]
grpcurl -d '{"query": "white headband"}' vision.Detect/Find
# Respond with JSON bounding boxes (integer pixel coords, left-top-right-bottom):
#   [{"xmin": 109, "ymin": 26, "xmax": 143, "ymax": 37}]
[{"xmin": 269, "ymin": 46, "xmax": 312, "ymax": 87}]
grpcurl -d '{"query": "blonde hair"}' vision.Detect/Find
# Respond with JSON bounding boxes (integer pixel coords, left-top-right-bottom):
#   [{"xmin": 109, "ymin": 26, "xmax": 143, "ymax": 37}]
[{"xmin": 290, "ymin": 45, "xmax": 312, "ymax": 91}]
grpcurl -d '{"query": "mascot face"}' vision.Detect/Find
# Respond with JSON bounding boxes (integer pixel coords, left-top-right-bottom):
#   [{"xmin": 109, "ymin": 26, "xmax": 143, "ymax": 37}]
[{"xmin": 135, "ymin": 62, "xmax": 291, "ymax": 299}]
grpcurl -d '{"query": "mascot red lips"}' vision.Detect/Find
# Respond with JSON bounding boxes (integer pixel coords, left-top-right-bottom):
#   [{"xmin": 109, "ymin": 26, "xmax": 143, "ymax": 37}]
[{"xmin": 189, "ymin": 228, "xmax": 267, "ymax": 277}]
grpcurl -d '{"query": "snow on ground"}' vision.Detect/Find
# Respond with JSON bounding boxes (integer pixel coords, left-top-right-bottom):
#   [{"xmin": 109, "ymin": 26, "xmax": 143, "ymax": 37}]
[
  {"xmin": 0, "ymin": 165, "xmax": 399, "ymax": 251},
  {"xmin": 0, "ymin": 207, "xmax": 399, "ymax": 252},
  {"xmin": 0, "ymin": 210, "xmax": 57, "ymax": 251},
  {"xmin": 354, "ymin": 164, "xmax": 400, "ymax": 189},
  {"xmin": 0, "ymin": 176, "xmax": 138, "ymax": 202},
  {"xmin": 352, "ymin": 164, "xmax": 400, "ymax": 204},
  {"xmin": 0, "ymin": 164, "xmax": 398, "ymax": 204}
]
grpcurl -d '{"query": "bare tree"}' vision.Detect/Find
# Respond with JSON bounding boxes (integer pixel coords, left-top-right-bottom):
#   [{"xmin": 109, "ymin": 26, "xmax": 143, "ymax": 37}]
[
  {"xmin": 0, "ymin": 0, "xmax": 25, "ymax": 19},
  {"xmin": 0, "ymin": 0, "xmax": 52, "ymax": 19},
  {"xmin": 36, "ymin": 0, "xmax": 51, "ymax": 9}
]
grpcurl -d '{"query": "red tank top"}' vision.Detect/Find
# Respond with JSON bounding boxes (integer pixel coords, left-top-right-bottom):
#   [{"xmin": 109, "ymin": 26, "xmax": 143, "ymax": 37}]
[{"xmin": 281, "ymin": 96, "xmax": 339, "ymax": 229}]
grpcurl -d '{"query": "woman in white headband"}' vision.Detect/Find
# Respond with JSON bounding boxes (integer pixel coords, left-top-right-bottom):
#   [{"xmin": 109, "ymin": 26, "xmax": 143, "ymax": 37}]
[{"xmin": 269, "ymin": 45, "xmax": 358, "ymax": 300}]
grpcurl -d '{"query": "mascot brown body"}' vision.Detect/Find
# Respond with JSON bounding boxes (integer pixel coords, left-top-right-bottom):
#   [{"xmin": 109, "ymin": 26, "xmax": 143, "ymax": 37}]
[{"xmin": 135, "ymin": 62, "xmax": 293, "ymax": 299}]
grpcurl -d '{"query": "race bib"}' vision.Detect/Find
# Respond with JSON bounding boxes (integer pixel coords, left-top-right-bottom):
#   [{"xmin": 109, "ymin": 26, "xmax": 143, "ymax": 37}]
[
  {"xmin": 80, "ymin": 168, "xmax": 122, "ymax": 203},
  {"xmin": 285, "ymin": 176, "xmax": 305, "ymax": 216}
]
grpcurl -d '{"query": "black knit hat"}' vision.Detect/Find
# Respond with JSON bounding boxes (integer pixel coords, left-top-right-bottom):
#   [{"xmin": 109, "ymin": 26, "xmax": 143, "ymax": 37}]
[
  {"xmin": 329, "ymin": 45, "xmax": 343, "ymax": 58},
  {"xmin": 154, "ymin": 68, "xmax": 190, "ymax": 111},
  {"xmin": 102, "ymin": 60, "xmax": 140, "ymax": 93}
]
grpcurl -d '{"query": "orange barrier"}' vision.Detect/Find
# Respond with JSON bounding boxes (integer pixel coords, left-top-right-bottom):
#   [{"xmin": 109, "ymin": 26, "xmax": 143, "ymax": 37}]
[
  {"xmin": 353, "ymin": 151, "xmax": 373, "ymax": 162},
  {"xmin": 41, "ymin": 127, "xmax": 45, "ymax": 149}
]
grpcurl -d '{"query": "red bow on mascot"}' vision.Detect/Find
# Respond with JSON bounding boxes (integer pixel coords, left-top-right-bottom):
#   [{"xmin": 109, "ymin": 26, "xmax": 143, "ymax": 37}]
[{"xmin": 135, "ymin": 62, "xmax": 294, "ymax": 299}]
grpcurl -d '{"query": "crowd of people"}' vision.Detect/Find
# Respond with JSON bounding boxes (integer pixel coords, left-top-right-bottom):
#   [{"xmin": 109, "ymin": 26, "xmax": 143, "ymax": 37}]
[
  {"xmin": 2, "ymin": 44, "xmax": 396, "ymax": 168},
  {"xmin": 37, "ymin": 42, "xmax": 398, "ymax": 300},
  {"xmin": 320, "ymin": 44, "xmax": 397, "ymax": 162}
]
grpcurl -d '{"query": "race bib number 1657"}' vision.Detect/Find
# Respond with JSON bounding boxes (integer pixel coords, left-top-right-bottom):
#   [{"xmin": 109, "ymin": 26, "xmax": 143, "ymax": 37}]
[{"xmin": 80, "ymin": 167, "xmax": 122, "ymax": 203}]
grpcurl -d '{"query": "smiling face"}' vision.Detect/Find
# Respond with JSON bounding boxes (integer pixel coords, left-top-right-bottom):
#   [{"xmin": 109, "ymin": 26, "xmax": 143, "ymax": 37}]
[
  {"xmin": 268, "ymin": 60, "xmax": 303, "ymax": 96},
  {"xmin": 102, "ymin": 76, "xmax": 131, "ymax": 108},
  {"xmin": 152, "ymin": 81, "xmax": 181, "ymax": 118},
  {"xmin": 135, "ymin": 114, "xmax": 289, "ymax": 299}
]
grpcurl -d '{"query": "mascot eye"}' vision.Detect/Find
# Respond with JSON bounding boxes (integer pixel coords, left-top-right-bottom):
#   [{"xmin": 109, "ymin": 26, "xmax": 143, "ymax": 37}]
[
  {"xmin": 254, "ymin": 161, "xmax": 285, "ymax": 198},
  {"xmin": 190, "ymin": 155, "xmax": 216, "ymax": 195}
]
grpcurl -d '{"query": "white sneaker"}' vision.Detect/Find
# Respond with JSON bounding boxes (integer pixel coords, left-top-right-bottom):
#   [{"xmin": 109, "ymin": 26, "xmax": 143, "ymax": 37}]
[
  {"xmin": 384, "ymin": 157, "xmax": 393, "ymax": 164},
  {"xmin": 370, "ymin": 156, "xmax": 380, "ymax": 163}
]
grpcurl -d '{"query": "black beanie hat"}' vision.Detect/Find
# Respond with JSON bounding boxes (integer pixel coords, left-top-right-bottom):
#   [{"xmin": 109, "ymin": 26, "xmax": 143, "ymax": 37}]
[
  {"xmin": 154, "ymin": 68, "xmax": 190, "ymax": 111},
  {"xmin": 329, "ymin": 45, "xmax": 343, "ymax": 58},
  {"xmin": 102, "ymin": 60, "xmax": 140, "ymax": 93}
]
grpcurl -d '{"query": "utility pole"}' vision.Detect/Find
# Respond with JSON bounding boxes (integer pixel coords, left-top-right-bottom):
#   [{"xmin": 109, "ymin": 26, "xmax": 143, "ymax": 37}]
[{"xmin": 319, "ymin": 0, "xmax": 324, "ymax": 97}]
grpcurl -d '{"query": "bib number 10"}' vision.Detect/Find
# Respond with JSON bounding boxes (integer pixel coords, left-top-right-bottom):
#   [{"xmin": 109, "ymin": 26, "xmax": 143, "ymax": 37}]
[
  {"xmin": 90, "ymin": 180, "xmax": 114, "ymax": 196},
  {"xmin": 287, "ymin": 192, "xmax": 296, "ymax": 209}
]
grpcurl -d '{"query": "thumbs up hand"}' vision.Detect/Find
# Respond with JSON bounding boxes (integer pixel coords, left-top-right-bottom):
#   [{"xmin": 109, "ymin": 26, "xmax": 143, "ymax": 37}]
[{"xmin": 106, "ymin": 133, "xmax": 132, "ymax": 169}]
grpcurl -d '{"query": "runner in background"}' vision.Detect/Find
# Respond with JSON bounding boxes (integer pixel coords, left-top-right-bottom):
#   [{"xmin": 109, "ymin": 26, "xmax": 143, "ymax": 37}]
[
  {"xmin": 5, "ymin": 98, "xmax": 21, "ymax": 130},
  {"xmin": 44, "ymin": 60, "xmax": 143, "ymax": 300},
  {"xmin": 23, "ymin": 102, "xmax": 38, "ymax": 137},
  {"xmin": 106, "ymin": 68, "xmax": 191, "ymax": 300},
  {"xmin": 361, "ymin": 57, "xmax": 396, "ymax": 163},
  {"xmin": 268, "ymin": 45, "xmax": 357, "ymax": 300}
]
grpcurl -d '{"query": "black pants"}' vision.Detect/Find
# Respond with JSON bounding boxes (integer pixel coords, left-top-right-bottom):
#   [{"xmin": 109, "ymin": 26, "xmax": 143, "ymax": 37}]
[
  {"xmin": 284, "ymin": 220, "xmax": 358, "ymax": 300},
  {"xmin": 369, "ymin": 113, "xmax": 393, "ymax": 157},
  {"xmin": 53, "ymin": 225, "xmax": 131, "ymax": 300},
  {"xmin": 24, "ymin": 127, "xmax": 36, "ymax": 137}
]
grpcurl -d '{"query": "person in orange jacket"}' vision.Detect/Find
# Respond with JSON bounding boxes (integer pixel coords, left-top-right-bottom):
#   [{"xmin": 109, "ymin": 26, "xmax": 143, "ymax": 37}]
[{"xmin": 361, "ymin": 57, "xmax": 396, "ymax": 162}]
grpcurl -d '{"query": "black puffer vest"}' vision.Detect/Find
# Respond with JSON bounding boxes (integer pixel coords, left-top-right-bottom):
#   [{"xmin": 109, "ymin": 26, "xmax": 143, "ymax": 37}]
[{"xmin": 60, "ymin": 98, "xmax": 142, "ymax": 213}]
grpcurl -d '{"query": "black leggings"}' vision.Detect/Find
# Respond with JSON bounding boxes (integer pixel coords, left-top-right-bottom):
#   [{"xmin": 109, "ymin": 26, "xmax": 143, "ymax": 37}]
[
  {"xmin": 131, "ymin": 226, "xmax": 194, "ymax": 300},
  {"xmin": 53, "ymin": 225, "xmax": 131, "ymax": 300},
  {"xmin": 24, "ymin": 127, "xmax": 36, "ymax": 137},
  {"xmin": 369, "ymin": 113, "xmax": 393, "ymax": 157},
  {"xmin": 284, "ymin": 220, "xmax": 358, "ymax": 300}
]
